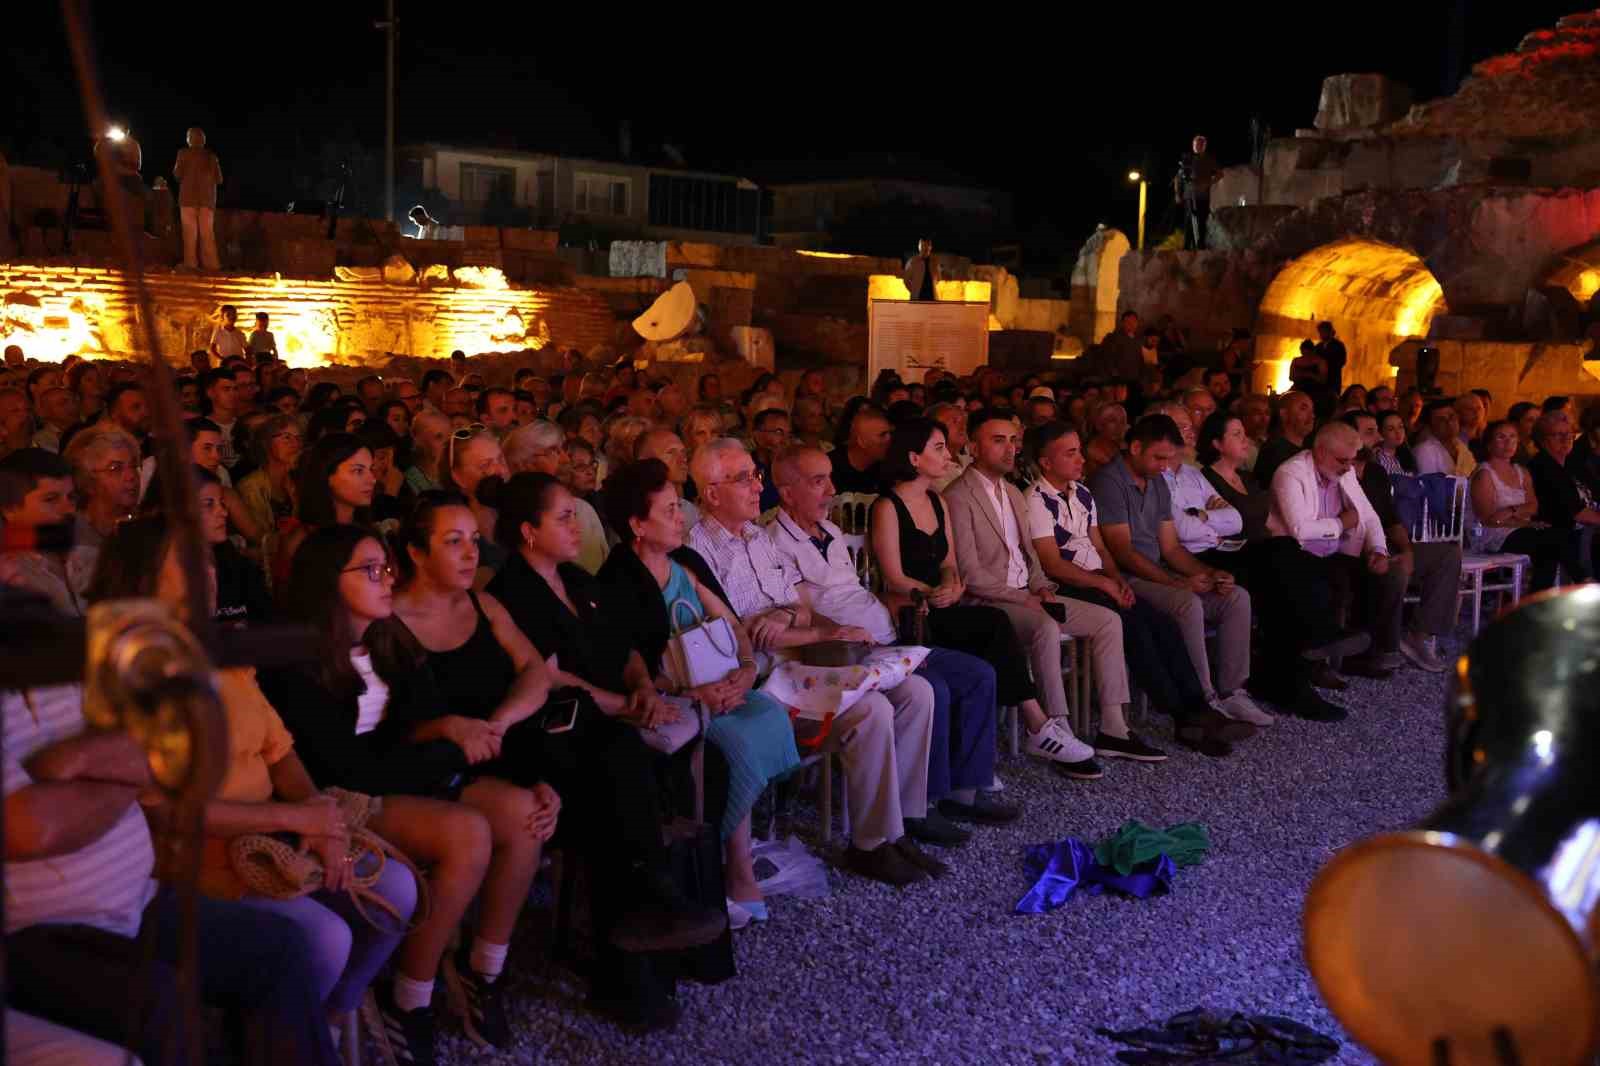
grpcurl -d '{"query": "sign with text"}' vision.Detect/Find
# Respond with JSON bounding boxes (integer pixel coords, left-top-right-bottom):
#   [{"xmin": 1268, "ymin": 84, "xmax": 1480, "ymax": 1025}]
[{"xmin": 868, "ymin": 299, "xmax": 989, "ymax": 384}]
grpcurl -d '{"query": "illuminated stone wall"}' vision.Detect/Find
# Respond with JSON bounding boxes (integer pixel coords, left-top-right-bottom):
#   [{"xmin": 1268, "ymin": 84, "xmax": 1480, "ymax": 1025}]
[
  {"xmin": 1254, "ymin": 239, "xmax": 1445, "ymax": 392},
  {"xmin": 0, "ymin": 263, "xmax": 616, "ymax": 367}
]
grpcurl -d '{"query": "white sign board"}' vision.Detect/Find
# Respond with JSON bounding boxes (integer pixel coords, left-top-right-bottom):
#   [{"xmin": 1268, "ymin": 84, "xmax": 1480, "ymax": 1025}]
[{"xmin": 868, "ymin": 300, "xmax": 990, "ymax": 384}]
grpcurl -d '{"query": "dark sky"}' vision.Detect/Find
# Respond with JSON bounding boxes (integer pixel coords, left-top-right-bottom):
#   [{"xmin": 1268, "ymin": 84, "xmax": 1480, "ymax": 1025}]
[{"xmin": 2, "ymin": 1, "xmax": 1584, "ymax": 264}]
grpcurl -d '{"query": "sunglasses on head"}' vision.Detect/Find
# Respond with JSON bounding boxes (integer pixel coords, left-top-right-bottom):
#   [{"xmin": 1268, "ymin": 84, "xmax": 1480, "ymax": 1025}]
[{"xmin": 447, "ymin": 423, "xmax": 488, "ymax": 466}]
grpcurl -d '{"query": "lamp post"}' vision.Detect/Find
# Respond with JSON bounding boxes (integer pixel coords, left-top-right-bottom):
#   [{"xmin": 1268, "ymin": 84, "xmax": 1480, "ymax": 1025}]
[
  {"xmin": 1128, "ymin": 170, "xmax": 1147, "ymax": 251},
  {"xmin": 376, "ymin": 0, "xmax": 397, "ymax": 223}
]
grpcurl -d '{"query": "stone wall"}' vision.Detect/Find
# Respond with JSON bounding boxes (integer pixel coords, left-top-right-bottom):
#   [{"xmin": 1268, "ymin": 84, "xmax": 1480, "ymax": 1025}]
[
  {"xmin": 0, "ymin": 262, "xmax": 616, "ymax": 367},
  {"xmin": 1389, "ymin": 338, "xmax": 1598, "ymax": 417},
  {"xmin": 1116, "ymin": 250, "xmax": 1270, "ymax": 352},
  {"xmin": 1069, "ymin": 228, "xmax": 1130, "ymax": 344}
]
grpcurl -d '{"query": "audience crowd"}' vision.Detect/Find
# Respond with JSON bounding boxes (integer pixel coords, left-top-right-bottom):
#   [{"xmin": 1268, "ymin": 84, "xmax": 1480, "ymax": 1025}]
[{"xmin": 0, "ymin": 318, "xmax": 1577, "ymax": 1064}]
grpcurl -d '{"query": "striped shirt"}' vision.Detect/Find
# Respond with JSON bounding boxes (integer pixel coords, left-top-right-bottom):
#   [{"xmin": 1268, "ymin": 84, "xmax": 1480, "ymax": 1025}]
[{"xmin": 3, "ymin": 685, "xmax": 156, "ymax": 937}]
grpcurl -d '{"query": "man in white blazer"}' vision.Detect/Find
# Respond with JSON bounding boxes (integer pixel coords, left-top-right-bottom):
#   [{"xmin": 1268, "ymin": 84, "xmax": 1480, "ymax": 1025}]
[{"xmin": 1268, "ymin": 421, "xmax": 1408, "ymax": 670}]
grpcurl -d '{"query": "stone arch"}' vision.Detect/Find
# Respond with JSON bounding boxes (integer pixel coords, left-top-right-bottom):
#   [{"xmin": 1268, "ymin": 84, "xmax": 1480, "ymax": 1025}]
[
  {"xmin": 1253, "ymin": 238, "xmax": 1447, "ymax": 393},
  {"xmin": 1069, "ymin": 227, "xmax": 1130, "ymax": 344}
]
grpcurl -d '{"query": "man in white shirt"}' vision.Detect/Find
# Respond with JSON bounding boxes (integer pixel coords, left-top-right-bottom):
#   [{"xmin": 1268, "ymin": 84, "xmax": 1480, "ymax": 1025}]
[
  {"xmin": 3, "ymin": 684, "xmax": 339, "ymax": 1064},
  {"xmin": 201, "ymin": 367, "xmax": 241, "ymax": 469},
  {"xmin": 1270, "ymin": 421, "xmax": 1425, "ymax": 674},
  {"xmin": 768, "ymin": 445, "xmax": 1018, "ymax": 833},
  {"xmin": 1412, "ymin": 399, "xmax": 1477, "ymax": 477},
  {"xmin": 688, "ymin": 438, "xmax": 942, "ymax": 888},
  {"xmin": 207, "ymin": 303, "xmax": 249, "ymax": 362}
]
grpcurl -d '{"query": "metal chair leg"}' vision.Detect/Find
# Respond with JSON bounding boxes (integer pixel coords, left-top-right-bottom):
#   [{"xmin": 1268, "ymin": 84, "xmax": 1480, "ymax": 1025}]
[{"xmin": 820, "ymin": 758, "xmax": 833, "ymax": 844}]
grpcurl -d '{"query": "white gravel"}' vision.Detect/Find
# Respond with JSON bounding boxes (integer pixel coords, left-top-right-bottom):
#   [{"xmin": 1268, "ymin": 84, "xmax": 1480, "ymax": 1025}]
[{"xmin": 439, "ymin": 639, "xmax": 1458, "ymax": 1065}]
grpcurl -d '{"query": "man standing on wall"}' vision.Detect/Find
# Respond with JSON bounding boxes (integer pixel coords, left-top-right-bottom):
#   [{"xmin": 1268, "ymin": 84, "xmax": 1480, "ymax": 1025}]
[
  {"xmin": 1174, "ymin": 135, "xmax": 1219, "ymax": 250},
  {"xmin": 1316, "ymin": 322, "xmax": 1348, "ymax": 395},
  {"xmin": 173, "ymin": 128, "xmax": 223, "ymax": 271},
  {"xmin": 902, "ymin": 238, "xmax": 941, "ymax": 302}
]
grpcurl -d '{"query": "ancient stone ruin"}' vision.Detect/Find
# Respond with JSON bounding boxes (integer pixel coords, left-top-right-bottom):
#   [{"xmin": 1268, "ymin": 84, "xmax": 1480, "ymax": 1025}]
[{"xmin": 1102, "ymin": 9, "xmax": 1600, "ymax": 411}]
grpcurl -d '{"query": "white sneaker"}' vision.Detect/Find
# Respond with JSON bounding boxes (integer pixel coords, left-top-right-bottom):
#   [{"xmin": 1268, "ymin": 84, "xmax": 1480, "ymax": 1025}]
[
  {"xmin": 1217, "ymin": 691, "xmax": 1275, "ymax": 727},
  {"xmin": 726, "ymin": 899, "xmax": 753, "ymax": 931},
  {"xmin": 987, "ymin": 774, "xmax": 1005, "ymax": 792},
  {"xmin": 1400, "ymin": 633, "xmax": 1448, "ymax": 674},
  {"xmin": 1025, "ymin": 717, "xmax": 1096, "ymax": 765}
]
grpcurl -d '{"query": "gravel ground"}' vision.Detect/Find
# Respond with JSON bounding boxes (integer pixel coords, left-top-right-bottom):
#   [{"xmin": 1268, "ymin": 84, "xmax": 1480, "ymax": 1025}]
[{"xmin": 436, "ymin": 645, "xmax": 1456, "ymax": 1066}]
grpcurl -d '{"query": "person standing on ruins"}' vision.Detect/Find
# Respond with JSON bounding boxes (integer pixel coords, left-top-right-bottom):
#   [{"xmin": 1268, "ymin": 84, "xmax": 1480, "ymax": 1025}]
[
  {"xmin": 1174, "ymin": 135, "xmax": 1219, "ymax": 250},
  {"xmin": 902, "ymin": 238, "xmax": 941, "ymax": 301},
  {"xmin": 173, "ymin": 127, "xmax": 223, "ymax": 270}
]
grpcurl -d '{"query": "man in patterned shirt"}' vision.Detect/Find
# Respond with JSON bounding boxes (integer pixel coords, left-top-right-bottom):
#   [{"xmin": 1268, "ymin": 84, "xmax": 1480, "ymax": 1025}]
[{"xmin": 1023, "ymin": 421, "xmax": 1230, "ymax": 758}]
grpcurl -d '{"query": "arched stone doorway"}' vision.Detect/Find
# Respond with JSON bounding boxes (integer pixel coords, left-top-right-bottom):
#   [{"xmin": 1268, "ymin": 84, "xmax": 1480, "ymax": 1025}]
[
  {"xmin": 1069, "ymin": 227, "xmax": 1130, "ymax": 345},
  {"xmin": 1253, "ymin": 238, "xmax": 1447, "ymax": 394}
]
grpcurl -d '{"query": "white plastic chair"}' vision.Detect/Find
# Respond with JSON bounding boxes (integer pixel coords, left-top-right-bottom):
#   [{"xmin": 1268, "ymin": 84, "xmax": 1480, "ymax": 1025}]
[
  {"xmin": 1405, "ymin": 474, "xmax": 1529, "ymax": 633},
  {"xmin": 829, "ymin": 492, "xmax": 877, "ymax": 536}
]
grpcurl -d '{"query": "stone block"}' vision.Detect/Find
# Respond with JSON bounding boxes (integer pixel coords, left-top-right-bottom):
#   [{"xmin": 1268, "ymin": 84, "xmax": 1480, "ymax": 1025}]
[
  {"xmin": 1314, "ymin": 74, "xmax": 1414, "ymax": 132},
  {"xmin": 665, "ymin": 242, "xmax": 723, "ymax": 269},
  {"xmin": 463, "ymin": 226, "xmax": 501, "ymax": 246},
  {"xmin": 729, "ymin": 325, "xmax": 774, "ymax": 370},
  {"xmin": 608, "ymin": 240, "xmax": 667, "ymax": 278}
]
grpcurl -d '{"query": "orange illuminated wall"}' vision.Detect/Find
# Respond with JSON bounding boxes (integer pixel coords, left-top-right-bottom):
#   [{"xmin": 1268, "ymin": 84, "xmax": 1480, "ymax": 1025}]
[{"xmin": 0, "ymin": 264, "xmax": 616, "ymax": 367}]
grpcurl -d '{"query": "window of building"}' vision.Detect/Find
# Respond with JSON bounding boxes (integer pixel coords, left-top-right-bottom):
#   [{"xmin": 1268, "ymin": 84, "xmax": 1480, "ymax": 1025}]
[
  {"xmin": 575, "ymin": 173, "xmax": 630, "ymax": 217},
  {"xmin": 460, "ymin": 162, "xmax": 516, "ymax": 205},
  {"xmin": 648, "ymin": 174, "xmax": 763, "ymax": 234}
]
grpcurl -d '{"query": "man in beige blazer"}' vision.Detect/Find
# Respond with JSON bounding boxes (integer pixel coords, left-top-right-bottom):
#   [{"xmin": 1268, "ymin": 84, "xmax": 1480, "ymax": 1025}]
[{"xmin": 944, "ymin": 409, "xmax": 1133, "ymax": 777}]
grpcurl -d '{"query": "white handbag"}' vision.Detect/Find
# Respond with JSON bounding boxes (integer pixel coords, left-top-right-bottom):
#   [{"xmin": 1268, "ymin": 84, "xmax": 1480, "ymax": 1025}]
[{"xmin": 663, "ymin": 597, "xmax": 741, "ymax": 691}]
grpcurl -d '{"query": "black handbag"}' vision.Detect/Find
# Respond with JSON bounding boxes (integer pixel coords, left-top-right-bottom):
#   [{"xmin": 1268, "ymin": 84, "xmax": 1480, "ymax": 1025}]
[{"xmin": 660, "ymin": 700, "xmax": 735, "ymax": 984}]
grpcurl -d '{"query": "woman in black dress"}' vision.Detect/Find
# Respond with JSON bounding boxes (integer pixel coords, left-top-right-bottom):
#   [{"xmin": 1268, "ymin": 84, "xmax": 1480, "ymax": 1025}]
[{"xmin": 869, "ymin": 419, "xmax": 1069, "ymax": 767}]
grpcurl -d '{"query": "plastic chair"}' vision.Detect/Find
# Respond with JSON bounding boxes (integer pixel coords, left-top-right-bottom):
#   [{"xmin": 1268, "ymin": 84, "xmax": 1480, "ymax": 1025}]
[{"xmin": 829, "ymin": 492, "xmax": 877, "ymax": 536}]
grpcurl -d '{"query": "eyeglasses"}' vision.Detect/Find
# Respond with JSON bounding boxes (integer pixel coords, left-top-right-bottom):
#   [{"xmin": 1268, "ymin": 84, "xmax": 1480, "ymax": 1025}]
[
  {"xmin": 342, "ymin": 561, "xmax": 395, "ymax": 583},
  {"xmin": 710, "ymin": 469, "xmax": 764, "ymax": 487}
]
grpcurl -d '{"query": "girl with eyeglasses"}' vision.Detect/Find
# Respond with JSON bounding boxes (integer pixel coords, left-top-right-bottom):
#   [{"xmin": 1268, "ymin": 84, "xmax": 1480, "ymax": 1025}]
[
  {"xmin": 260, "ymin": 522, "xmax": 551, "ymax": 1064},
  {"xmin": 88, "ymin": 515, "xmax": 417, "ymax": 1054}
]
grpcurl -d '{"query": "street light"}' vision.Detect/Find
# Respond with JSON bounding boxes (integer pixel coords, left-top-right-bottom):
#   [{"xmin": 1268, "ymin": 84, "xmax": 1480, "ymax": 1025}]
[
  {"xmin": 105, "ymin": 126, "xmax": 127, "ymax": 142},
  {"xmin": 1128, "ymin": 170, "xmax": 1147, "ymax": 251}
]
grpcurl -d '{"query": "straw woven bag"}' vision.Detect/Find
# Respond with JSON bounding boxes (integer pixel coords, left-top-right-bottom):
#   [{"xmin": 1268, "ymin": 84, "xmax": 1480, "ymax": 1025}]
[{"xmin": 228, "ymin": 787, "xmax": 428, "ymax": 932}]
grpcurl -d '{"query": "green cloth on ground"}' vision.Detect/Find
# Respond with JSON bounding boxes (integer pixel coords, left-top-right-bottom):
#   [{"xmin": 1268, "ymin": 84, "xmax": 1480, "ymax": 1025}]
[{"xmin": 1093, "ymin": 820, "xmax": 1210, "ymax": 876}]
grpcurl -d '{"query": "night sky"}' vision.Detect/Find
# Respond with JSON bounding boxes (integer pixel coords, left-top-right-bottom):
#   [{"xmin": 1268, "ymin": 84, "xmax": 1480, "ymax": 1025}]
[{"xmin": 1, "ymin": 2, "xmax": 1586, "ymax": 266}]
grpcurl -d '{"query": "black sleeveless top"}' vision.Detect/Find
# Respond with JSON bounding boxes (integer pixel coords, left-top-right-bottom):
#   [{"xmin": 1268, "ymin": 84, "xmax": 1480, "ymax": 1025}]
[
  {"xmin": 409, "ymin": 591, "xmax": 518, "ymax": 722},
  {"xmin": 886, "ymin": 489, "xmax": 948, "ymax": 588}
]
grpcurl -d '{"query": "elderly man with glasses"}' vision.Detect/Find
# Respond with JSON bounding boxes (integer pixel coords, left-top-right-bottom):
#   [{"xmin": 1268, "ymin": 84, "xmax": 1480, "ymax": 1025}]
[
  {"xmin": 687, "ymin": 438, "xmax": 943, "ymax": 888},
  {"xmin": 62, "ymin": 426, "xmax": 140, "ymax": 549}
]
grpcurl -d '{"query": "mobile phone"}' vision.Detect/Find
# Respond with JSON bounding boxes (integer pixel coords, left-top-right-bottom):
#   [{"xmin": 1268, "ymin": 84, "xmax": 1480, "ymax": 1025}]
[
  {"xmin": 541, "ymin": 698, "xmax": 580, "ymax": 734},
  {"xmin": 1043, "ymin": 601, "xmax": 1067, "ymax": 624}
]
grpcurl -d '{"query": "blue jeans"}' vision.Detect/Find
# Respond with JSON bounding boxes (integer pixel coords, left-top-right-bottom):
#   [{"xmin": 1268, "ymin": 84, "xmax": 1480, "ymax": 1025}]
[
  {"xmin": 237, "ymin": 853, "xmax": 416, "ymax": 1011},
  {"xmin": 7, "ymin": 885, "xmax": 340, "ymax": 1066},
  {"xmin": 918, "ymin": 648, "xmax": 998, "ymax": 799}
]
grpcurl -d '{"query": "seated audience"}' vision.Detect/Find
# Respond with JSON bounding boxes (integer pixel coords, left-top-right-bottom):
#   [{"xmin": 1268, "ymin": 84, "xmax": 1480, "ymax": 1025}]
[
  {"xmin": 1373, "ymin": 410, "xmax": 1416, "ymax": 475},
  {"xmin": 234, "ymin": 414, "xmax": 301, "ymax": 555},
  {"xmin": 64, "ymin": 424, "xmax": 140, "ymax": 550},
  {"xmin": 0, "ymin": 449, "xmax": 96, "ymax": 616},
  {"xmin": 275, "ymin": 433, "xmax": 375, "ymax": 586},
  {"xmin": 1528, "ymin": 411, "xmax": 1600, "ymax": 582},
  {"xmin": 769, "ymin": 446, "xmax": 1016, "ymax": 828},
  {"xmin": 688, "ymin": 438, "xmax": 942, "ymax": 886},
  {"xmin": 635, "ymin": 426, "xmax": 701, "ymax": 531},
  {"xmin": 362, "ymin": 494, "xmax": 564, "ymax": 1051},
  {"xmin": 1025, "ymin": 421, "xmax": 1227, "ymax": 753},
  {"xmin": 1252, "ymin": 391, "xmax": 1315, "ymax": 488},
  {"xmin": 597, "ymin": 460, "xmax": 798, "ymax": 923},
  {"xmin": 439, "ymin": 425, "xmax": 510, "ymax": 579},
  {"xmin": 4, "ymin": 678, "xmax": 342, "ymax": 1065},
  {"xmin": 1083, "ymin": 401, "xmax": 1127, "ymax": 479},
  {"xmin": 830, "ymin": 400, "xmax": 892, "ymax": 494},
  {"xmin": 504, "ymin": 420, "xmax": 609, "ymax": 573},
  {"xmin": 1413, "ymin": 399, "xmax": 1477, "ymax": 478},
  {"xmin": 86, "ymin": 515, "xmax": 416, "ymax": 1038},
  {"xmin": 1455, "ymin": 392, "xmax": 1487, "ymax": 460},
  {"xmin": 405, "ymin": 409, "xmax": 451, "ymax": 495},
  {"xmin": 142, "ymin": 463, "xmax": 272, "ymax": 628},
  {"xmin": 1508, "ymin": 401, "xmax": 1540, "ymax": 462},
  {"xmin": 1470, "ymin": 418, "xmax": 1570, "ymax": 591},
  {"xmin": 1088, "ymin": 414, "xmax": 1267, "ymax": 733},
  {"xmin": 1344, "ymin": 412, "xmax": 1465, "ymax": 674}
]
